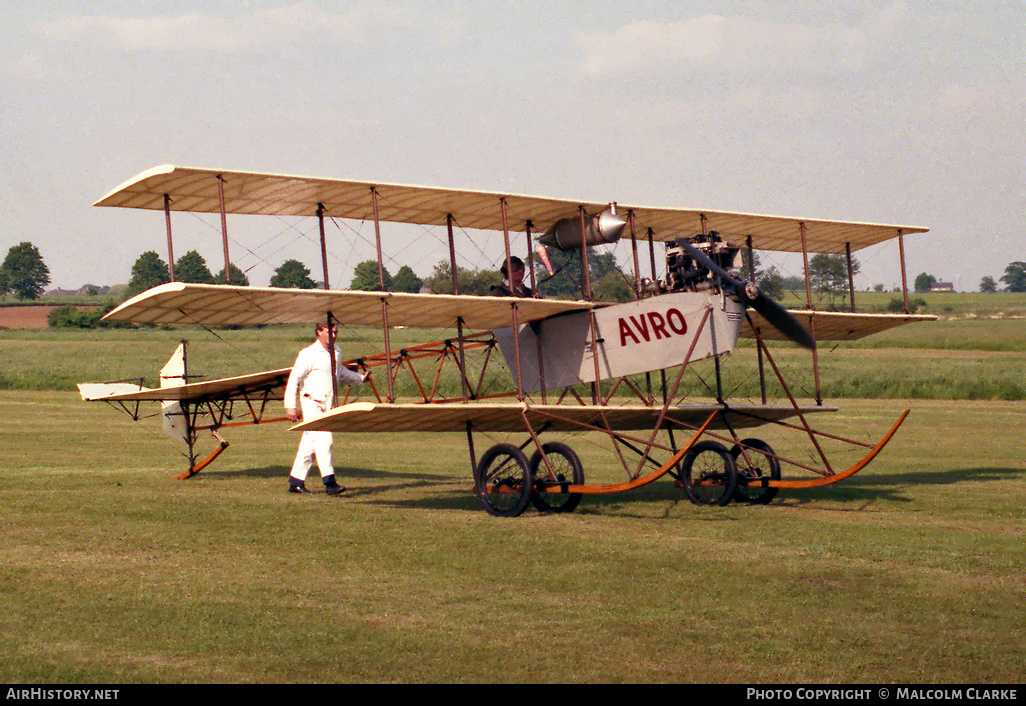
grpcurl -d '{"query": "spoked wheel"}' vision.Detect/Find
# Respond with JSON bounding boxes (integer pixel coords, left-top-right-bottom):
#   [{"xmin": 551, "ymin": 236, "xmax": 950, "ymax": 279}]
[
  {"xmin": 680, "ymin": 440, "xmax": 738, "ymax": 506},
  {"xmin": 529, "ymin": 442, "xmax": 584, "ymax": 513},
  {"xmin": 474, "ymin": 443, "xmax": 534, "ymax": 518},
  {"xmin": 730, "ymin": 438, "xmax": 780, "ymax": 505}
]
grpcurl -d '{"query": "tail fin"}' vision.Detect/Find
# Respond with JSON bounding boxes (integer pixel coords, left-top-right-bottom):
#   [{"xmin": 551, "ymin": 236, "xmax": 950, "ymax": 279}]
[{"xmin": 160, "ymin": 343, "xmax": 189, "ymax": 449}]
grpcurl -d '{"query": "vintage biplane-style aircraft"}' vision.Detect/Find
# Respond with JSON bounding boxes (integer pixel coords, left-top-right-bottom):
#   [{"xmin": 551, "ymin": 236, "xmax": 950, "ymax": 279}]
[{"xmin": 81, "ymin": 164, "xmax": 933, "ymax": 516}]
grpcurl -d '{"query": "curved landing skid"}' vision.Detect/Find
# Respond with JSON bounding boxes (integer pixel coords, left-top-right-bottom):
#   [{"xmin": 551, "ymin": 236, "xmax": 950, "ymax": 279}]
[
  {"xmin": 767, "ymin": 409, "xmax": 909, "ymax": 489},
  {"xmin": 480, "ymin": 409, "xmax": 910, "ymax": 516}
]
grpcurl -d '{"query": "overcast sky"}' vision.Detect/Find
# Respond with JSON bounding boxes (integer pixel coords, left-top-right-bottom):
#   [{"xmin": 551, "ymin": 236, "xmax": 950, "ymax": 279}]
[{"xmin": 3, "ymin": 1, "xmax": 1023, "ymax": 292}]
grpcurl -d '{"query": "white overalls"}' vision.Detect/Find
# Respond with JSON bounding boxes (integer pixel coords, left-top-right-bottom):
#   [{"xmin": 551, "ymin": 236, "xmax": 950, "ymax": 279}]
[{"xmin": 284, "ymin": 341, "xmax": 365, "ymax": 484}]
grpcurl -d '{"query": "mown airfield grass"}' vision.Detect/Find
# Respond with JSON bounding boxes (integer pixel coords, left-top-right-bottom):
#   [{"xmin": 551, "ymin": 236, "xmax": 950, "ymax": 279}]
[{"xmin": 0, "ymin": 301, "xmax": 1024, "ymax": 683}]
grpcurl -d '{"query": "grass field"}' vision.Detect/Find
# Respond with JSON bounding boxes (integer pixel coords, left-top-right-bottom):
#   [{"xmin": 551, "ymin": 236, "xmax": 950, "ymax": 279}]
[
  {"xmin": 1, "ymin": 311, "xmax": 1023, "ymax": 683},
  {"xmin": 0, "ymin": 392, "xmax": 1023, "ymax": 683}
]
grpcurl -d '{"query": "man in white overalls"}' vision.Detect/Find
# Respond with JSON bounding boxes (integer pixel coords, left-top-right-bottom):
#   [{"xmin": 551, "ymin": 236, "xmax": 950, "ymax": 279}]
[{"xmin": 284, "ymin": 322, "xmax": 369, "ymax": 495}]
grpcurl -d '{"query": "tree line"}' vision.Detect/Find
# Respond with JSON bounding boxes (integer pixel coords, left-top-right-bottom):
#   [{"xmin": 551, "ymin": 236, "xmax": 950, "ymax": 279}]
[
  {"xmin": 5, "ymin": 240, "xmax": 1024, "ymax": 309},
  {"xmin": 913, "ymin": 263, "xmax": 1026, "ymax": 294},
  {"xmin": 126, "ymin": 248, "xmax": 638, "ymax": 301}
]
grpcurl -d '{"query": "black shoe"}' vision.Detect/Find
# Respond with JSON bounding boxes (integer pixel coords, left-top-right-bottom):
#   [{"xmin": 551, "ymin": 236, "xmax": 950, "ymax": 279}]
[
  {"xmin": 288, "ymin": 483, "xmax": 311, "ymax": 494},
  {"xmin": 325, "ymin": 483, "xmax": 346, "ymax": 496}
]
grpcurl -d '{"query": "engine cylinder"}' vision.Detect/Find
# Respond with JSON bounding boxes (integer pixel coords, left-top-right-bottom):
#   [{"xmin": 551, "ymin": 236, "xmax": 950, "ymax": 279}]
[{"xmin": 538, "ymin": 209, "xmax": 626, "ymax": 251}]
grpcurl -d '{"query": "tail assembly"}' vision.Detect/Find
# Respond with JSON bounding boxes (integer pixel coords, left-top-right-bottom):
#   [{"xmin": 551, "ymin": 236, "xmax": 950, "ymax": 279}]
[
  {"xmin": 159, "ymin": 343, "xmax": 189, "ymax": 450},
  {"xmin": 160, "ymin": 342, "xmax": 230, "ymax": 480}
]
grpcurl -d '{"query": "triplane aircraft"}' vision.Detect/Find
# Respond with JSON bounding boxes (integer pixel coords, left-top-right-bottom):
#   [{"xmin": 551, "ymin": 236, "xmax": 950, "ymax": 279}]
[{"xmin": 81, "ymin": 164, "xmax": 933, "ymax": 516}]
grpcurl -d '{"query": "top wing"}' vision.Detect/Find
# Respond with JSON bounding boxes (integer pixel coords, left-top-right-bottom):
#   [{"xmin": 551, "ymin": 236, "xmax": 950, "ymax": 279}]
[
  {"xmin": 291, "ymin": 401, "xmax": 838, "ymax": 434},
  {"xmin": 742, "ymin": 310, "xmax": 937, "ymax": 341},
  {"xmin": 95, "ymin": 164, "xmax": 928, "ymax": 254},
  {"xmin": 102, "ymin": 282, "xmax": 599, "ymax": 328}
]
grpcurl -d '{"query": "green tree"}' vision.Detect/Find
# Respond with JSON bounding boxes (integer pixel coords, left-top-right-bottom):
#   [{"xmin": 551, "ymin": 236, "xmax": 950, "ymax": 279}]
[
  {"xmin": 127, "ymin": 251, "xmax": 171, "ymax": 296},
  {"xmin": 740, "ymin": 249, "xmax": 763, "ymax": 281},
  {"xmin": 980, "ymin": 276, "xmax": 997, "ymax": 293},
  {"xmin": 47, "ymin": 300, "xmax": 127, "ymax": 329},
  {"xmin": 742, "ymin": 251, "xmax": 801, "ymax": 299},
  {"xmin": 215, "ymin": 263, "xmax": 249, "ymax": 286},
  {"xmin": 270, "ymin": 259, "xmax": 316, "ymax": 289},
  {"xmin": 808, "ymin": 253, "xmax": 859, "ymax": 301},
  {"xmin": 1, "ymin": 242, "xmax": 50, "ymax": 300},
  {"xmin": 914, "ymin": 272, "xmax": 937, "ymax": 293},
  {"xmin": 758, "ymin": 266, "xmax": 785, "ymax": 300},
  {"xmin": 887, "ymin": 296, "xmax": 927, "ymax": 313},
  {"xmin": 1000, "ymin": 261, "xmax": 1026, "ymax": 292},
  {"xmin": 175, "ymin": 251, "xmax": 214, "ymax": 284},
  {"xmin": 536, "ymin": 248, "xmax": 623, "ymax": 299},
  {"xmin": 350, "ymin": 260, "xmax": 392, "ymax": 291},
  {"xmin": 781, "ymin": 274, "xmax": 805, "ymax": 292},
  {"xmin": 390, "ymin": 265, "xmax": 423, "ymax": 293},
  {"xmin": 592, "ymin": 270, "xmax": 633, "ymax": 302},
  {"xmin": 424, "ymin": 260, "xmax": 500, "ymax": 295}
]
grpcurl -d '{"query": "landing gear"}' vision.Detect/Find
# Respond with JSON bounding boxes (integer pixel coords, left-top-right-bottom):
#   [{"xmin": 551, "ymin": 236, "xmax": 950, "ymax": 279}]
[
  {"xmin": 474, "ymin": 444, "xmax": 534, "ymax": 518},
  {"xmin": 730, "ymin": 438, "xmax": 780, "ymax": 505},
  {"xmin": 529, "ymin": 442, "xmax": 584, "ymax": 513},
  {"xmin": 680, "ymin": 441, "xmax": 738, "ymax": 506}
]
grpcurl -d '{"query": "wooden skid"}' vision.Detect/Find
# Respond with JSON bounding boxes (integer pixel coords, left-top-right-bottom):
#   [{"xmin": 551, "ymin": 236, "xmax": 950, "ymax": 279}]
[
  {"xmin": 531, "ymin": 413, "xmax": 719, "ymax": 495},
  {"xmin": 766, "ymin": 410, "xmax": 910, "ymax": 489}
]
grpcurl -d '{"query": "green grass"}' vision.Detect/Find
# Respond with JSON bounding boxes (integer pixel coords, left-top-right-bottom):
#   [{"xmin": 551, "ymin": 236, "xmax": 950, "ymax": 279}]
[
  {"xmin": 0, "ymin": 393, "xmax": 1022, "ymax": 682},
  {"xmin": 1, "ymin": 293, "xmax": 118, "ymax": 307},
  {"xmin": 838, "ymin": 317, "xmax": 1026, "ymax": 352},
  {"xmin": 3, "ymin": 315, "xmax": 1025, "ymax": 401},
  {"xmin": 0, "ymin": 314, "xmax": 1023, "ymax": 682},
  {"xmin": 774, "ymin": 290, "xmax": 1026, "ymax": 318}
]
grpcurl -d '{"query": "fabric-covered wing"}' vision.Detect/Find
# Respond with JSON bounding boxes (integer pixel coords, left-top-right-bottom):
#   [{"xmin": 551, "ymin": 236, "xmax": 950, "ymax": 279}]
[
  {"xmin": 95, "ymin": 164, "xmax": 928, "ymax": 254},
  {"xmin": 102, "ymin": 282, "xmax": 597, "ymax": 328},
  {"xmin": 291, "ymin": 401, "xmax": 838, "ymax": 434},
  {"xmin": 78, "ymin": 368, "xmax": 292, "ymax": 402},
  {"xmin": 742, "ymin": 310, "xmax": 937, "ymax": 341},
  {"xmin": 78, "ymin": 382, "xmax": 154, "ymax": 401}
]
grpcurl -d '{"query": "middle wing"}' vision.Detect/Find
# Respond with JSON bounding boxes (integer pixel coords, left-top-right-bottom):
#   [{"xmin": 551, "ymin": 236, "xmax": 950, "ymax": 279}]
[
  {"xmin": 292, "ymin": 401, "xmax": 838, "ymax": 434},
  {"xmin": 742, "ymin": 310, "xmax": 936, "ymax": 341},
  {"xmin": 102, "ymin": 282, "xmax": 598, "ymax": 328}
]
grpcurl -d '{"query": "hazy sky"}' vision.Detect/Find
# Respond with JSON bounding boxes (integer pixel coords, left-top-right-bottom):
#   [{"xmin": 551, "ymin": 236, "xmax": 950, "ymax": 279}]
[{"xmin": 3, "ymin": 1, "xmax": 1023, "ymax": 292}]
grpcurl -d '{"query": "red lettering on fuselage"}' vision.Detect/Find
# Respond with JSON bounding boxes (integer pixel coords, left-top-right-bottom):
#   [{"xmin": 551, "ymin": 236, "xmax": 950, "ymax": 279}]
[
  {"xmin": 619, "ymin": 318, "xmax": 640, "ymax": 346},
  {"xmin": 666, "ymin": 308, "xmax": 687, "ymax": 335},
  {"xmin": 618, "ymin": 308, "xmax": 688, "ymax": 346},
  {"xmin": 629, "ymin": 315, "xmax": 650, "ymax": 341},
  {"xmin": 648, "ymin": 312, "xmax": 668, "ymax": 339}
]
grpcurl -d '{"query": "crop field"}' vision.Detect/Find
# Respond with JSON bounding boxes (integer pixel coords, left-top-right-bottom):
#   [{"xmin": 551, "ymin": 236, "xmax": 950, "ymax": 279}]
[{"xmin": 0, "ymin": 309, "xmax": 1023, "ymax": 683}]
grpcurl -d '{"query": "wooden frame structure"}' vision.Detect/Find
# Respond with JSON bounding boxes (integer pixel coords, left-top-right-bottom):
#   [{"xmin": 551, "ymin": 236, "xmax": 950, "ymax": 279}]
[{"xmin": 84, "ymin": 164, "xmax": 933, "ymax": 515}]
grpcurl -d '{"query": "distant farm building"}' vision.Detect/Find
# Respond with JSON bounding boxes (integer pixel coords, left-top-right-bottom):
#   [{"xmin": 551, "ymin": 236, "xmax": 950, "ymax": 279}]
[{"xmin": 929, "ymin": 281, "xmax": 955, "ymax": 293}]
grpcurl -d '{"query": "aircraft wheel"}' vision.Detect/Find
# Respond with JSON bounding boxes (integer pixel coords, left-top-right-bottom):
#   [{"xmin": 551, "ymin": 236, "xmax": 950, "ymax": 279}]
[
  {"xmin": 474, "ymin": 443, "xmax": 534, "ymax": 518},
  {"xmin": 680, "ymin": 441, "xmax": 738, "ymax": 506},
  {"xmin": 529, "ymin": 442, "xmax": 584, "ymax": 513},
  {"xmin": 730, "ymin": 439, "xmax": 780, "ymax": 505}
]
